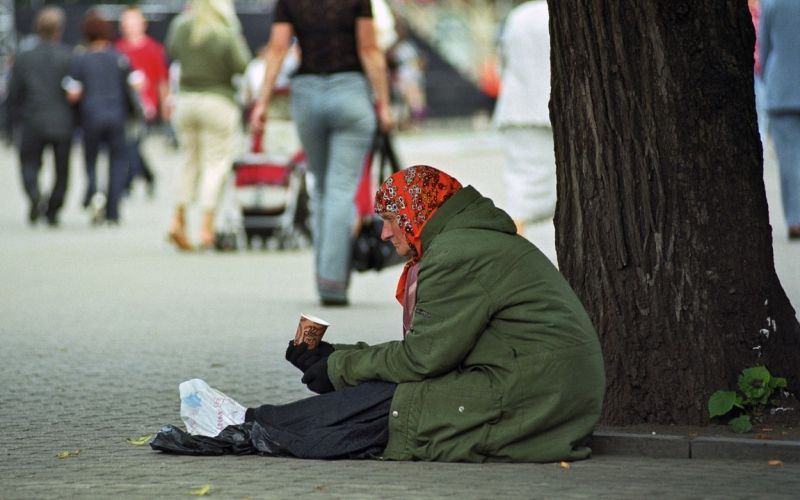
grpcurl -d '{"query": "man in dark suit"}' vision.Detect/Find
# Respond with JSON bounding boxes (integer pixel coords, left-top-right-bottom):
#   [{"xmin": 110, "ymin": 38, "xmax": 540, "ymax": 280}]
[{"xmin": 7, "ymin": 6, "xmax": 75, "ymax": 226}]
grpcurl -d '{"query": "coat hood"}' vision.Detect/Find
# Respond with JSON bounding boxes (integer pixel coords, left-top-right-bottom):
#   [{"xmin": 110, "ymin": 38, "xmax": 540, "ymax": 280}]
[{"xmin": 421, "ymin": 186, "xmax": 517, "ymax": 251}]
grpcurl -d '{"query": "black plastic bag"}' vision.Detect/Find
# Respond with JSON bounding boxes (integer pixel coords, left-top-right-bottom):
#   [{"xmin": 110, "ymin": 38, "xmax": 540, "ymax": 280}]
[{"xmin": 150, "ymin": 423, "xmax": 256, "ymax": 456}]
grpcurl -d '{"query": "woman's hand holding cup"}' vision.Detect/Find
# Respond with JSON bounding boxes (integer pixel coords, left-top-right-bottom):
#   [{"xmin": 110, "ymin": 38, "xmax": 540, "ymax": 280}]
[{"xmin": 285, "ymin": 313, "xmax": 333, "ymax": 372}]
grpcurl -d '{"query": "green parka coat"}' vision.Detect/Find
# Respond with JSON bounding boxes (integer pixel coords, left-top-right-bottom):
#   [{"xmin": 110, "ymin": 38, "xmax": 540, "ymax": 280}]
[{"xmin": 327, "ymin": 186, "xmax": 605, "ymax": 462}]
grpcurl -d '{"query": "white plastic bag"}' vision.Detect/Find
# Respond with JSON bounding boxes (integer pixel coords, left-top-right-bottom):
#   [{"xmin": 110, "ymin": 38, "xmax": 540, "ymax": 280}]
[{"xmin": 179, "ymin": 378, "xmax": 246, "ymax": 437}]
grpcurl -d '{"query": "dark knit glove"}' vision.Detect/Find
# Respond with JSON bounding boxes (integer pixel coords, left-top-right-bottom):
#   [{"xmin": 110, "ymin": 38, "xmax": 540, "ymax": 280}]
[
  {"xmin": 301, "ymin": 357, "xmax": 335, "ymax": 394},
  {"xmin": 285, "ymin": 340, "xmax": 335, "ymax": 372}
]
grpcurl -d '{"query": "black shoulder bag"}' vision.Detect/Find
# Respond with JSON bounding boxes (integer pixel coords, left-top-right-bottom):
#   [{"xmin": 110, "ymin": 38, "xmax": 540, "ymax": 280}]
[{"xmin": 351, "ymin": 131, "xmax": 406, "ymax": 272}]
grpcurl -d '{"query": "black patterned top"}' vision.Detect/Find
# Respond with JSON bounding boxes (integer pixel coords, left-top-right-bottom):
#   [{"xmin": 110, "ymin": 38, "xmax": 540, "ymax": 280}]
[{"xmin": 273, "ymin": 0, "xmax": 372, "ymax": 75}]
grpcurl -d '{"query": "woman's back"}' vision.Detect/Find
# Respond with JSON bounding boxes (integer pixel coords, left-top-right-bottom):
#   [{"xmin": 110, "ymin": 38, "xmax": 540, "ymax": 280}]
[
  {"xmin": 70, "ymin": 49, "xmax": 127, "ymax": 127},
  {"xmin": 274, "ymin": 0, "xmax": 372, "ymax": 74},
  {"xmin": 166, "ymin": 11, "xmax": 250, "ymax": 101}
]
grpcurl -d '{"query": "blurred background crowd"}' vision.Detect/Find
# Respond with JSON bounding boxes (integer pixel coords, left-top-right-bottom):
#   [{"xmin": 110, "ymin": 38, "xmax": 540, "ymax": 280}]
[
  {"xmin": 0, "ymin": 0, "xmax": 542, "ymax": 307},
  {"xmin": 0, "ymin": 0, "xmax": 516, "ymax": 226},
  {"xmin": 0, "ymin": 0, "xmax": 795, "ymax": 307},
  {"xmin": 1, "ymin": 0, "xmax": 517, "ymax": 136}
]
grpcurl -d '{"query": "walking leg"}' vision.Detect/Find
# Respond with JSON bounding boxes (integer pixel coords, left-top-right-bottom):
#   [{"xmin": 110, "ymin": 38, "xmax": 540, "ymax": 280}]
[
  {"xmin": 197, "ymin": 95, "xmax": 239, "ymax": 248},
  {"xmin": 105, "ymin": 125, "xmax": 128, "ymax": 223},
  {"xmin": 46, "ymin": 135, "xmax": 72, "ymax": 225},
  {"xmin": 18, "ymin": 127, "xmax": 45, "ymax": 224},
  {"xmin": 315, "ymin": 75, "xmax": 375, "ymax": 304},
  {"xmin": 168, "ymin": 205, "xmax": 193, "ymax": 251},
  {"xmin": 770, "ymin": 114, "xmax": 800, "ymax": 236},
  {"xmin": 82, "ymin": 127, "xmax": 101, "ymax": 208}
]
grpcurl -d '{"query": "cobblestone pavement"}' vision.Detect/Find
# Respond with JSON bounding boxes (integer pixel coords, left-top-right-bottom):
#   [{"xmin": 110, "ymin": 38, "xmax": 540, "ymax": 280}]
[{"xmin": 1, "ymin": 129, "xmax": 799, "ymax": 499}]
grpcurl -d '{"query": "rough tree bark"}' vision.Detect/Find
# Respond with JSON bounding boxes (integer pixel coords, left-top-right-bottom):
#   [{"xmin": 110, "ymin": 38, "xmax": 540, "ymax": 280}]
[{"xmin": 548, "ymin": 0, "xmax": 800, "ymax": 425}]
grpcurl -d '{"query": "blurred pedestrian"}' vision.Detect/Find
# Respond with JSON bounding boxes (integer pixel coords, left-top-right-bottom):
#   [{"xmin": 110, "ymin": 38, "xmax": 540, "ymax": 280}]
[
  {"xmin": 492, "ymin": 0, "xmax": 554, "ymax": 236},
  {"xmin": 7, "ymin": 6, "xmax": 74, "ymax": 227},
  {"xmin": 760, "ymin": 0, "xmax": 800, "ymax": 239},
  {"xmin": 389, "ymin": 21, "xmax": 428, "ymax": 130},
  {"xmin": 116, "ymin": 5, "xmax": 169, "ymax": 197},
  {"xmin": 66, "ymin": 10, "xmax": 131, "ymax": 225},
  {"xmin": 166, "ymin": 0, "xmax": 251, "ymax": 251},
  {"xmin": 250, "ymin": 0, "xmax": 393, "ymax": 306}
]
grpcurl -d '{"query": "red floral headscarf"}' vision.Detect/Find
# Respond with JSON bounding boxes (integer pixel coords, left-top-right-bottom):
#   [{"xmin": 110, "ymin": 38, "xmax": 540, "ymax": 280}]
[{"xmin": 375, "ymin": 165, "xmax": 463, "ymax": 304}]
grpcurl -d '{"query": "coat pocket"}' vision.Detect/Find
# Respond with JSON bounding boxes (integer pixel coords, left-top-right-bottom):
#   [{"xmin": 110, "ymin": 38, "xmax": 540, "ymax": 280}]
[{"xmin": 413, "ymin": 376, "xmax": 503, "ymax": 461}]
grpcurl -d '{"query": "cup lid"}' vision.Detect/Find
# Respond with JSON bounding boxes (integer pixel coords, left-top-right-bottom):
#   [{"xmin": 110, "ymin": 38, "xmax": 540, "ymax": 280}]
[{"xmin": 300, "ymin": 313, "xmax": 330, "ymax": 326}]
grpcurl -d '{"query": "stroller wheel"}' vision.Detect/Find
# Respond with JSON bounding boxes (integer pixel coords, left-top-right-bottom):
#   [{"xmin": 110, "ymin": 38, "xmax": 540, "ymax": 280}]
[
  {"xmin": 276, "ymin": 232, "xmax": 290, "ymax": 250},
  {"xmin": 284, "ymin": 235, "xmax": 299, "ymax": 250}
]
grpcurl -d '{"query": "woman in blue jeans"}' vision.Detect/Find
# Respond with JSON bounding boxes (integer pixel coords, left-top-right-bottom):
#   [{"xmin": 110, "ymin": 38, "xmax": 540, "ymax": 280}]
[{"xmin": 250, "ymin": 0, "xmax": 393, "ymax": 305}]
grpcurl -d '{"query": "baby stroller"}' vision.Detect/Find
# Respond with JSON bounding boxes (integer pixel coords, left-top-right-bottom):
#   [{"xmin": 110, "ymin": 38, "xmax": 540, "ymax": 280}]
[{"xmin": 233, "ymin": 133, "xmax": 311, "ymax": 250}]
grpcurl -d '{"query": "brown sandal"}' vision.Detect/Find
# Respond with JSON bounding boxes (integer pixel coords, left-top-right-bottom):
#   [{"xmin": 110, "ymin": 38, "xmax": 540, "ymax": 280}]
[{"xmin": 167, "ymin": 230, "xmax": 194, "ymax": 251}]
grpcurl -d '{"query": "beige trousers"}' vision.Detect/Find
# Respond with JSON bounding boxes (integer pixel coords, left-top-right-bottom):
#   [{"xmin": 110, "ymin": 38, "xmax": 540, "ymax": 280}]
[{"xmin": 174, "ymin": 92, "xmax": 240, "ymax": 210}]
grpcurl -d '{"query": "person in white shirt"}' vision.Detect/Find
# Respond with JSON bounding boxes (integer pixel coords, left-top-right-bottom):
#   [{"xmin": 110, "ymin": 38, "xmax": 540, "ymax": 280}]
[{"xmin": 492, "ymin": 0, "xmax": 554, "ymax": 236}]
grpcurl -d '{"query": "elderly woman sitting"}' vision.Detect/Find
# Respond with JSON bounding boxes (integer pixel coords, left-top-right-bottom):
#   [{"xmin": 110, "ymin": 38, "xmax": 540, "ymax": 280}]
[{"xmin": 152, "ymin": 165, "xmax": 605, "ymax": 462}]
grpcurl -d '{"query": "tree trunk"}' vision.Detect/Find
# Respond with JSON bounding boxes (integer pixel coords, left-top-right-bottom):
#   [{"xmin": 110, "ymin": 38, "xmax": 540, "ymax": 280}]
[{"xmin": 548, "ymin": 0, "xmax": 800, "ymax": 425}]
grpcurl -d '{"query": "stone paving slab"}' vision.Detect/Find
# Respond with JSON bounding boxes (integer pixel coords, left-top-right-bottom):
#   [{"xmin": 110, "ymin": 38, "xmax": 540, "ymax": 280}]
[
  {"xmin": 592, "ymin": 431, "xmax": 800, "ymax": 462},
  {"xmin": 691, "ymin": 436, "xmax": 800, "ymax": 462},
  {"xmin": 590, "ymin": 432, "xmax": 691, "ymax": 459}
]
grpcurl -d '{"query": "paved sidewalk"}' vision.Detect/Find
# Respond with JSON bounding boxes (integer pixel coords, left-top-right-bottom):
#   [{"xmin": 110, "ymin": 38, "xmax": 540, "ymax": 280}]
[{"xmin": 1, "ymin": 129, "xmax": 799, "ymax": 499}]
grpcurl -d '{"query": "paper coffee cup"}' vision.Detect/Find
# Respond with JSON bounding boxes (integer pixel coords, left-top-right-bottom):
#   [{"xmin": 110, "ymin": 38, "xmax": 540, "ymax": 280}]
[{"xmin": 294, "ymin": 313, "xmax": 330, "ymax": 349}]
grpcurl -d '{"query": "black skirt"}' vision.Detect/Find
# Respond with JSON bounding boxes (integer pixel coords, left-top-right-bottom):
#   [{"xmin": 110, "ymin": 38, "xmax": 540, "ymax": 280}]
[{"xmin": 150, "ymin": 382, "xmax": 396, "ymax": 459}]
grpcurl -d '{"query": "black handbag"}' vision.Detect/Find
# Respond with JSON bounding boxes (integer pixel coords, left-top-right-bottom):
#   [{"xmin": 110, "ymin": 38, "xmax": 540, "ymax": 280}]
[
  {"xmin": 352, "ymin": 216, "xmax": 406, "ymax": 272},
  {"xmin": 352, "ymin": 131, "xmax": 405, "ymax": 272}
]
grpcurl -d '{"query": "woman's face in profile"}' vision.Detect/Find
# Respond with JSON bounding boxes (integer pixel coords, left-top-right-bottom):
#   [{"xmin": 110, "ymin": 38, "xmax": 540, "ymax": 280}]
[{"xmin": 380, "ymin": 215, "xmax": 413, "ymax": 257}]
